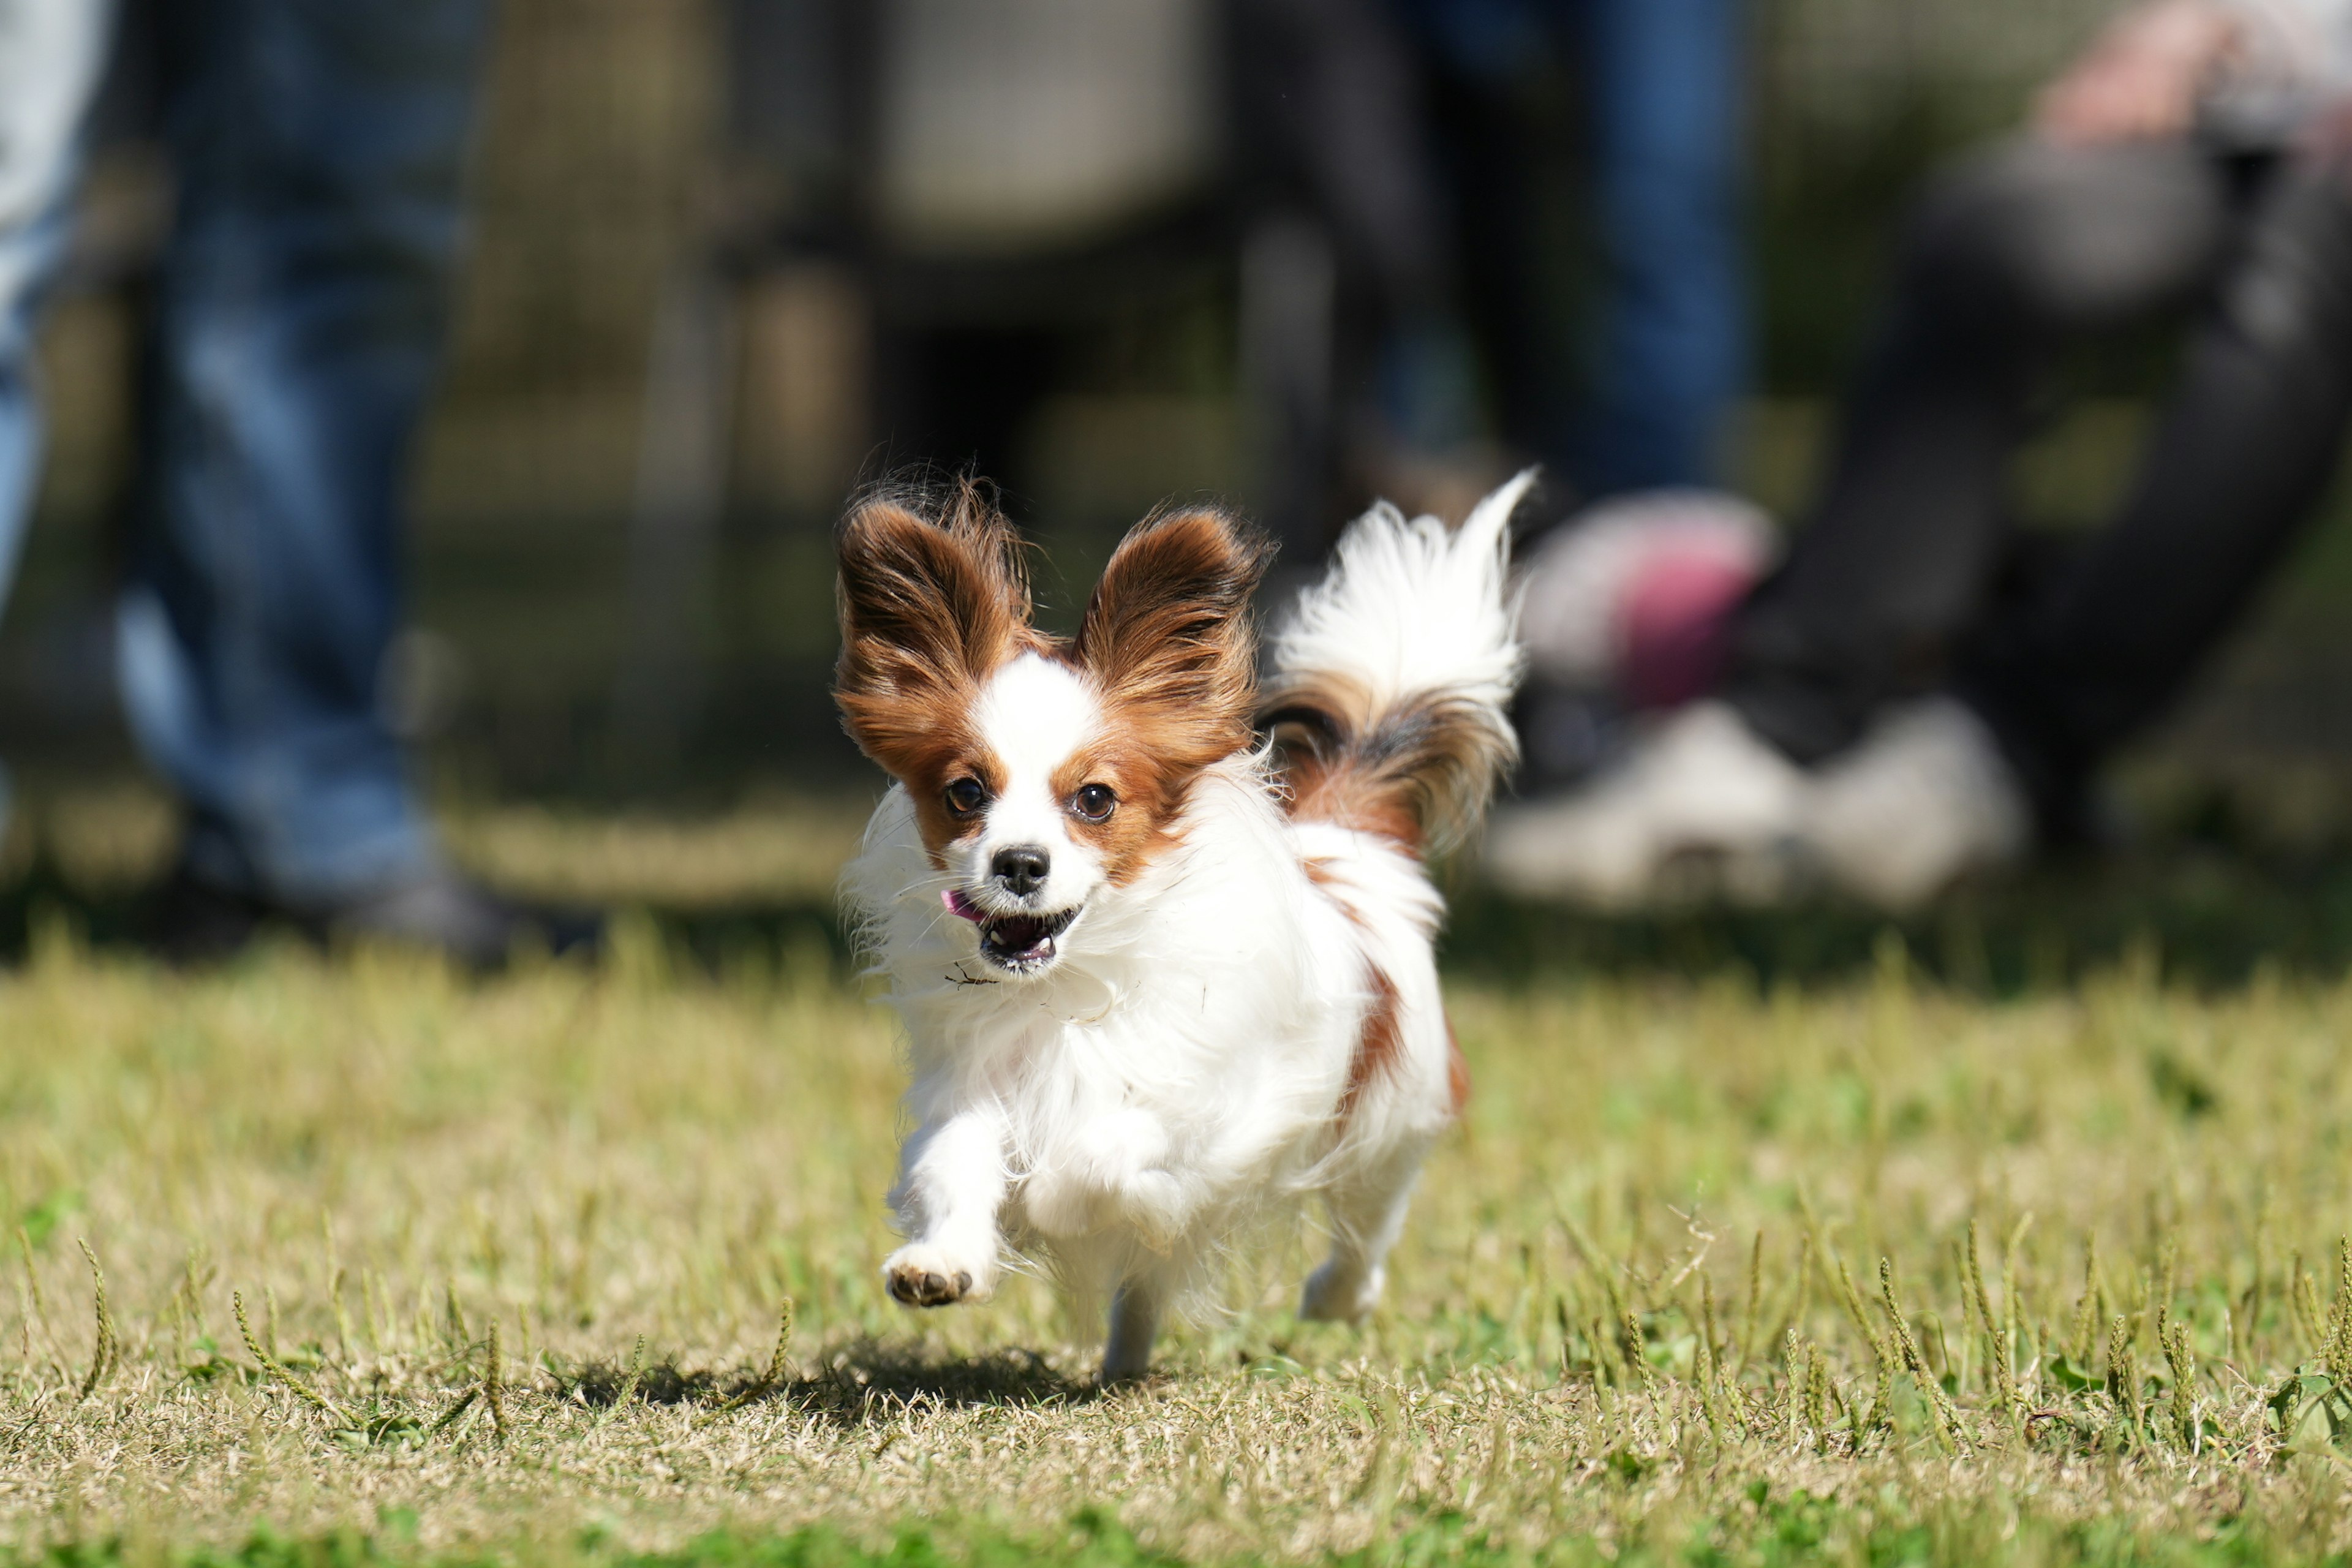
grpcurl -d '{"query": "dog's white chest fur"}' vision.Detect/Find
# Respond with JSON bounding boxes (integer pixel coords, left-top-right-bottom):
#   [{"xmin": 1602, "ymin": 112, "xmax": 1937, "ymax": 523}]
[{"xmin": 851, "ymin": 765, "xmax": 1370, "ymax": 1242}]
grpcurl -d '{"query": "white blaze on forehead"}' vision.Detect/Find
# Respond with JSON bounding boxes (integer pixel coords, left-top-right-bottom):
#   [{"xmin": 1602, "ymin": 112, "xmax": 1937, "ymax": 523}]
[{"xmin": 976, "ymin": 653, "xmax": 1100, "ymax": 794}]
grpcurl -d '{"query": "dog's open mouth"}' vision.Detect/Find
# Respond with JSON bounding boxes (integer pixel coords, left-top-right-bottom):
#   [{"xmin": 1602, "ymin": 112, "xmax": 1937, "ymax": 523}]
[{"xmin": 943, "ymin": 889, "xmax": 1082, "ymax": 973}]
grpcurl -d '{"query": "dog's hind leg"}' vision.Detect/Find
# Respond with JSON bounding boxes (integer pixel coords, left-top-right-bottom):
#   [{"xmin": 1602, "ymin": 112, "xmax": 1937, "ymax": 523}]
[
  {"xmin": 1300, "ymin": 1133, "xmax": 1435, "ymax": 1324},
  {"xmin": 1101, "ymin": 1267, "xmax": 1175, "ymax": 1384}
]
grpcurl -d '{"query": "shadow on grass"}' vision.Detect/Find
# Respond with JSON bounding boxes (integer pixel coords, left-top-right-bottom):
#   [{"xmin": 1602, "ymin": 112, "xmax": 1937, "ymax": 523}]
[
  {"xmin": 551, "ymin": 1339, "xmax": 1088, "ymax": 1422},
  {"xmin": 16, "ymin": 840, "xmax": 2352, "ymax": 993},
  {"xmin": 786, "ymin": 1341, "xmax": 1093, "ymax": 1423},
  {"xmin": 1439, "ymin": 852, "xmax": 2352, "ymax": 993}
]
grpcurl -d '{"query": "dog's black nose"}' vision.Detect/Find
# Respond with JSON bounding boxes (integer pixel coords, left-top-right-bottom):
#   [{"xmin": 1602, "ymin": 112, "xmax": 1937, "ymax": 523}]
[{"xmin": 992, "ymin": 845, "xmax": 1050, "ymax": 897}]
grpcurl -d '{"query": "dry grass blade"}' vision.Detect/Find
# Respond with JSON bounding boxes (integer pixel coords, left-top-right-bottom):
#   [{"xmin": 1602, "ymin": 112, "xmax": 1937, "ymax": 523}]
[
  {"xmin": 1876, "ymin": 1259, "xmax": 1968, "ymax": 1455},
  {"xmin": 426, "ymin": 1387, "xmax": 479, "ymax": 1439},
  {"xmin": 2163, "ymin": 1321, "xmax": 2196, "ymax": 1450},
  {"xmin": 486, "ymin": 1318, "xmax": 508, "ymax": 1441},
  {"xmin": 74, "ymin": 1239, "xmax": 115, "ymax": 1401},
  {"xmin": 1831, "ymin": 1255, "xmax": 1893, "ymax": 1433},
  {"xmin": 234, "ymin": 1291, "xmax": 356, "ymax": 1429},
  {"xmin": 713, "ymin": 1298, "xmax": 796, "ymax": 1415},
  {"xmin": 1964, "ymin": 1219, "xmax": 2019, "ymax": 1423},
  {"xmin": 1618, "ymin": 1311, "xmax": 1660, "ymax": 1402},
  {"xmin": 593, "ymin": 1335, "xmax": 646, "ymax": 1432},
  {"xmin": 2106, "ymin": 1314, "xmax": 2141, "ymax": 1446}
]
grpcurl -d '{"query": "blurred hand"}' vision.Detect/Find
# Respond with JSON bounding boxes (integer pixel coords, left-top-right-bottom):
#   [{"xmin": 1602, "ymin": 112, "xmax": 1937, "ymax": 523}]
[{"xmin": 2034, "ymin": 0, "xmax": 2241, "ymax": 146}]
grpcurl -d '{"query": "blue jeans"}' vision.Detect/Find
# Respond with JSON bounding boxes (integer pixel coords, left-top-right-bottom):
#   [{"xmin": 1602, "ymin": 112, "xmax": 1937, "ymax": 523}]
[
  {"xmin": 1395, "ymin": 0, "xmax": 1748, "ymax": 497},
  {"xmin": 0, "ymin": 0, "xmax": 492, "ymax": 905}
]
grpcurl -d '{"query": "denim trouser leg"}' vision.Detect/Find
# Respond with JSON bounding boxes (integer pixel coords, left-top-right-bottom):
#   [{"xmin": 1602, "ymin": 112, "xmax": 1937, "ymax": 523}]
[
  {"xmin": 118, "ymin": 0, "xmax": 494, "ymax": 905},
  {"xmin": 0, "ymin": 1, "xmax": 118, "ymax": 826},
  {"xmin": 1569, "ymin": 0, "xmax": 1747, "ymax": 496},
  {"xmin": 1389, "ymin": 0, "xmax": 1747, "ymax": 496}
]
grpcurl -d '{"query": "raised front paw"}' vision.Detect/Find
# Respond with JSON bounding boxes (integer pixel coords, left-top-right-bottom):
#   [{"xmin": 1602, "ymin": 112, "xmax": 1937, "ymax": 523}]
[{"xmin": 883, "ymin": 1244, "xmax": 990, "ymax": 1308}]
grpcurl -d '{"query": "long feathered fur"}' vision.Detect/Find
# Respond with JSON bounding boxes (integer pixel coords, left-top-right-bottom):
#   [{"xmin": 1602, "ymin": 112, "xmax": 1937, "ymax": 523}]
[{"xmin": 1260, "ymin": 471, "xmax": 1531, "ymax": 854}]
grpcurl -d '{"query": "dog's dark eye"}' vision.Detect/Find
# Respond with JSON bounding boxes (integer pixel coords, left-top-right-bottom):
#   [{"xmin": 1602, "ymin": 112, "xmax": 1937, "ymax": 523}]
[
  {"xmin": 1071, "ymin": 783, "xmax": 1117, "ymax": 823},
  {"xmin": 944, "ymin": 778, "xmax": 987, "ymax": 816}
]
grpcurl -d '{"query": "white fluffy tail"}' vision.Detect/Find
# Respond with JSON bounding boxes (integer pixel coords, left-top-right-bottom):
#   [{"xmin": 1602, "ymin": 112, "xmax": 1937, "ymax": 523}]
[{"xmin": 1261, "ymin": 472, "xmax": 1531, "ymax": 853}]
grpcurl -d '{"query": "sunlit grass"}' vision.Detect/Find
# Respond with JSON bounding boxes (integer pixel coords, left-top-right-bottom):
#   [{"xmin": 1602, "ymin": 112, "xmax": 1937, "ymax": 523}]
[{"xmin": 4, "ymin": 803, "xmax": 2352, "ymax": 1564}]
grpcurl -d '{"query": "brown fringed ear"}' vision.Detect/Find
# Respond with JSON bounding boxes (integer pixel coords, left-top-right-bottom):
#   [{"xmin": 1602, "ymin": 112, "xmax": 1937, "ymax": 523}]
[
  {"xmin": 834, "ymin": 486, "xmax": 1033, "ymax": 780},
  {"xmin": 1074, "ymin": 507, "xmax": 1270, "ymax": 771}
]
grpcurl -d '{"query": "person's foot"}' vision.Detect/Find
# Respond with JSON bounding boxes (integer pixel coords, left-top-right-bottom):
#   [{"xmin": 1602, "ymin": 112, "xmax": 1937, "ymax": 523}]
[
  {"xmin": 1482, "ymin": 700, "xmax": 1811, "ymax": 907},
  {"xmin": 1800, "ymin": 698, "xmax": 2031, "ymax": 910},
  {"xmin": 146, "ymin": 862, "xmax": 603, "ymax": 968}
]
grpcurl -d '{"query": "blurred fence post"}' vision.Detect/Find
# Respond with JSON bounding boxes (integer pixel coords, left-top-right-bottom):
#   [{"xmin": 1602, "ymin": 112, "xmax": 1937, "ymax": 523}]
[
  {"xmin": 1240, "ymin": 214, "xmax": 1336, "ymax": 572},
  {"xmin": 614, "ymin": 252, "xmax": 734, "ymax": 769}
]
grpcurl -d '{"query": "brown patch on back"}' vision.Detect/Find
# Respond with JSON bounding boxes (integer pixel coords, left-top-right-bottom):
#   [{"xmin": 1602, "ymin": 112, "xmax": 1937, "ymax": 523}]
[
  {"xmin": 1337, "ymin": 966, "xmax": 1404, "ymax": 1125},
  {"xmin": 1262, "ymin": 685, "xmax": 1515, "ymax": 856},
  {"xmin": 1066, "ymin": 507, "xmax": 1270, "ymax": 880},
  {"xmin": 834, "ymin": 484, "xmax": 1046, "ymax": 862},
  {"xmin": 1281, "ymin": 750, "xmax": 1428, "ymax": 851}
]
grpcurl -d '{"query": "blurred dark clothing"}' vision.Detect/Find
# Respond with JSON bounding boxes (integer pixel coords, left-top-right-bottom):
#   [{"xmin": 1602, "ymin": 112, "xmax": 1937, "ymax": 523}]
[
  {"xmin": 1395, "ymin": 0, "xmax": 1747, "ymax": 498},
  {"xmin": 1226, "ymin": 0, "xmax": 1454, "ymax": 557},
  {"xmin": 1231, "ymin": 0, "xmax": 1452, "ymax": 322},
  {"xmin": 1725, "ymin": 137, "xmax": 2352, "ymax": 831},
  {"xmin": 0, "ymin": 0, "xmax": 494, "ymax": 904}
]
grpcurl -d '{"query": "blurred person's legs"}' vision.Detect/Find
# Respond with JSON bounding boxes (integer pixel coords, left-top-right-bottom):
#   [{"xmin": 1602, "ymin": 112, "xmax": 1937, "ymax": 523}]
[
  {"xmin": 1398, "ymin": 0, "xmax": 1755, "ymax": 796},
  {"xmin": 122, "ymin": 0, "xmax": 590, "ymax": 960},
  {"xmin": 1232, "ymin": 0, "xmax": 1455, "ymax": 560},
  {"xmin": 1724, "ymin": 138, "xmax": 2236, "ymax": 766},
  {"xmin": 1958, "ymin": 154, "xmax": 2352, "ymax": 834},
  {"xmin": 1570, "ymin": 0, "xmax": 1744, "ymax": 497},
  {"xmin": 1492, "ymin": 138, "xmax": 2248, "ymax": 903},
  {"xmin": 0, "ymin": 1, "xmax": 119, "ymax": 824},
  {"xmin": 1394, "ymin": 0, "xmax": 1746, "ymax": 497}
]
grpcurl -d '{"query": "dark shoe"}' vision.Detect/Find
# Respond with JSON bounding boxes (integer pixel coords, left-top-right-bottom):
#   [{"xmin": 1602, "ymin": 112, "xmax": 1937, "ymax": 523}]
[
  {"xmin": 322, "ymin": 870, "xmax": 603, "ymax": 967},
  {"xmin": 146, "ymin": 864, "xmax": 602, "ymax": 968},
  {"xmin": 144, "ymin": 872, "xmax": 268, "ymax": 965}
]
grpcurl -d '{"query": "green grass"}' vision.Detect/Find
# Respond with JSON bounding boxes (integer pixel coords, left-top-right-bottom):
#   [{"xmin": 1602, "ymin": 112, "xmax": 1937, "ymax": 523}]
[{"xmin": 11, "ymin": 797, "xmax": 2352, "ymax": 1565}]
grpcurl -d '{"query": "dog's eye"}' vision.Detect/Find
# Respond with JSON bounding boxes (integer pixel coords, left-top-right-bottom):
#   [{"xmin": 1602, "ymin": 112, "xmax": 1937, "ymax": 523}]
[
  {"xmin": 944, "ymin": 778, "xmax": 987, "ymax": 816},
  {"xmin": 1071, "ymin": 783, "xmax": 1117, "ymax": 823}
]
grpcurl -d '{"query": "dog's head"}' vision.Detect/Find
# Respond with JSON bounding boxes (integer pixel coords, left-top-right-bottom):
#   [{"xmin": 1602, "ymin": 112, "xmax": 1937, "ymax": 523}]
[{"xmin": 835, "ymin": 484, "xmax": 1268, "ymax": 978}]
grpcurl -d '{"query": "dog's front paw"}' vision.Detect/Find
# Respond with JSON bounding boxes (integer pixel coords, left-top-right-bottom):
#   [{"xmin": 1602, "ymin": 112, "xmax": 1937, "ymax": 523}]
[
  {"xmin": 883, "ymin": 1244, "xmax": 992, "ymax": 1308},
  {"xmin": 1298, "ymin": 1260, "xmax": 1385, "ymax": 1324}
]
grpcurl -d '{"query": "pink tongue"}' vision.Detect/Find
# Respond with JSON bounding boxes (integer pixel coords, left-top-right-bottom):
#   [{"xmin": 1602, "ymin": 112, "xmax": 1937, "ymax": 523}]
[{"xmin": 942, "ymin": 888, "xmax": 988, "ymax": 923}]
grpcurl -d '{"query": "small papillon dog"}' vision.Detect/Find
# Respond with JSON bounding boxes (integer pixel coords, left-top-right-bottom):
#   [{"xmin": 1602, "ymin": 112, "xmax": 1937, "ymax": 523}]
[{"xmin": 835, "ymin": 472, "xmax": 1529, "ymax": 1381}]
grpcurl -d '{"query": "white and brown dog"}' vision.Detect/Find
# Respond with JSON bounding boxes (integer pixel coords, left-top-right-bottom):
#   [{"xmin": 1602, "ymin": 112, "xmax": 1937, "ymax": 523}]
[{"xmin": 835, "ymin": 473, "xmax": 1528, "ymax": 1381}]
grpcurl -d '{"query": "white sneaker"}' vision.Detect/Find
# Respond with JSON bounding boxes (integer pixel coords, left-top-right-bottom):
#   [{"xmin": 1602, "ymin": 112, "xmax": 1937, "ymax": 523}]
[
  {"xmin": 1483, "ymin": 701, "xmax": 1810, "ymax": 907},
  {"xmin": 1800, "ymin": 698, "xmax": 2031, "ymax": 910}
]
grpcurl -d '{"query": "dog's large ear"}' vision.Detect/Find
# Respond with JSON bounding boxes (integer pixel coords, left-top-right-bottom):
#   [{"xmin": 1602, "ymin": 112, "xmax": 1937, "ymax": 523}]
[
  {"xmin": 835, "ymin": 489, "xmax": 1032, "ymax": 773},
  {"xmin": 1074, "ymin": 508, "xmax": 1269, "ymax": 760}
]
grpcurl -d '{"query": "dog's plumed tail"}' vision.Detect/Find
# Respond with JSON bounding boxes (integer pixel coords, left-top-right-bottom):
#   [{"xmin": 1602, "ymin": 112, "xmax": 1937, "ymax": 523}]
[{"xmin": 1263, "ymin": 471, "xmax": 1531, "ymax": 854}]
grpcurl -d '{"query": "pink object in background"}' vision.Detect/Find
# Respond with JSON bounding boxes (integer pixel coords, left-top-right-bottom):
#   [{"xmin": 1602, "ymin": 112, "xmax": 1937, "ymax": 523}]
[
  {"xmin": 1517, "ymin": 489, "xmax": 1777, "ymax": 709},
  {"xmin": 1617, "ymin": 546, "xmax": 1759, "ymax": 707}
]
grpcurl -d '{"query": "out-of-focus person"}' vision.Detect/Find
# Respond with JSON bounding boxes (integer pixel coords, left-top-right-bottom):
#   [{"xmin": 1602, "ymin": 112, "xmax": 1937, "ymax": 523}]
[
  {"xmin": 1381, "ymin": 0, "xmax": 1755, "ymax": 786},
  {"xmin": 1390, "ymin": 0, "xmax": 1747, "ymax": 501},
  {"xmin": 0, "ymin": 1, "xmax": 595, "ymax": 962},
  {"xmin": 1488, "ymin": 0, "xmax": 2352, "ymax": 910}
]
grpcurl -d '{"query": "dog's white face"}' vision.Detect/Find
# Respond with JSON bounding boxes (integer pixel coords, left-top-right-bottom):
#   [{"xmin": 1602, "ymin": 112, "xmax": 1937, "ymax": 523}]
[
  {"xmin": 938, "ymin": 653, "xmax": 1116, "ymax": 976},
  {"xmin": 834, "ymin": 492, "xmax": 1268, "ymax": 981}
]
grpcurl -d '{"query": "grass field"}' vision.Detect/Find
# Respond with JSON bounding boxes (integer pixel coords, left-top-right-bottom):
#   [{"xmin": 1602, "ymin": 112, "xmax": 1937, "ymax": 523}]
[{"xmin": 10, "ymin": 794, "xmax": 2352, "ymax": 1566}]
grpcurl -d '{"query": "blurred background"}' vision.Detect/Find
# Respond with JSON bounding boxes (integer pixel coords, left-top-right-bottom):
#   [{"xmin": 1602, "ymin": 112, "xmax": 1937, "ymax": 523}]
[{"xmin": 10, "ymin": 0, "xmax": 2348, "ymax": 861}]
